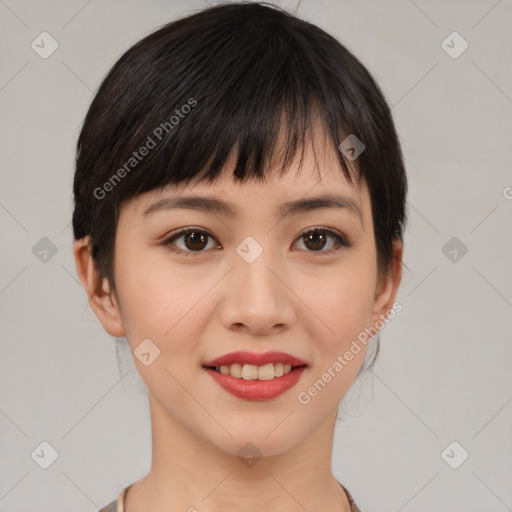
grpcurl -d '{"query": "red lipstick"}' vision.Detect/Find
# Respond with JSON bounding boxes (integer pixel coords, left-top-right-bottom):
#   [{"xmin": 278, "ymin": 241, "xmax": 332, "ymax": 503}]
[{"xmin": 202, "ymin": 351, "xmax": 308, "ymax": 401}]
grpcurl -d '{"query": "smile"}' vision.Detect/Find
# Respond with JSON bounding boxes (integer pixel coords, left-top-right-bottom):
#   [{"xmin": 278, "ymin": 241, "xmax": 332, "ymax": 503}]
[{"xmin": 201, "ymin": 351, "xmax": 308, "ymax": 400}]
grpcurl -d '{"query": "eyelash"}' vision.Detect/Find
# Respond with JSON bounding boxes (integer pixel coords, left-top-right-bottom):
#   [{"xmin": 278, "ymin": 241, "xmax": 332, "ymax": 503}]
[{"xmin": 160, "ymin": 226, "xmax": 352, "ymax": 257}]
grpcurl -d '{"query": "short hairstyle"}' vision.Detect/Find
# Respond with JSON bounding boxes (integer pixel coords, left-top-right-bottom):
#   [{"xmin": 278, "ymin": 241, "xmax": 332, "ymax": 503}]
[{"xmin": 72, "ymin": 1, "xmax": 407, "ymax": 290}]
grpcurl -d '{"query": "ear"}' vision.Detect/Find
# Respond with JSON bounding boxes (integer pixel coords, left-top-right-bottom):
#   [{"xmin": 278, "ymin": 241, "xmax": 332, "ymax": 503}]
[
  {"xmin": 73, "ymin": 236, "xmax": 126, "ymax": 337},
  {"xmin": 369, "ymin": 238, "xmax": 403, "ymax": 328}
]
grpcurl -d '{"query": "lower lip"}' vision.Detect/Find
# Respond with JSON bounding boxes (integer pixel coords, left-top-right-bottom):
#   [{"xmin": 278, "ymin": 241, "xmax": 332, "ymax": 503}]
[{"xmin": 203, "ymin": 366, "xmax": 307, "ymax": 400}]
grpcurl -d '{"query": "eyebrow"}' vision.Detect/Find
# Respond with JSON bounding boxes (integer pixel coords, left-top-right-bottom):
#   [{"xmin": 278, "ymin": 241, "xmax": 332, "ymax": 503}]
[{"xmin": 143, "ymin": 193, "xmax": 363, "ymax": 224}]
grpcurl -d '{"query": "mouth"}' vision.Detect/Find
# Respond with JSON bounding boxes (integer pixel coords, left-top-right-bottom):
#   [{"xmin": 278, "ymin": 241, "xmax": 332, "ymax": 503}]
[
  {"xmin": 201, "ymin": 350, "xmax": 308, "ymax": 380},
  {"xmin": 201, "ymin": 351, "xmax": 308, "ymax": 400}
]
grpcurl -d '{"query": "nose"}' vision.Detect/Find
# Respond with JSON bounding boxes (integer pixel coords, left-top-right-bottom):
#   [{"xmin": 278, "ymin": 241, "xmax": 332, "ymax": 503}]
[{"xmin": 218, "ymin": 244, "xmax": 296, "ymax": 336}]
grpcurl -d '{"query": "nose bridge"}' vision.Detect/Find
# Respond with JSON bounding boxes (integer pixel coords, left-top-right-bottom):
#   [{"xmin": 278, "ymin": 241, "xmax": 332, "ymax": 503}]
[
  {"xmin": 235, "ymin": 236, "xmax": 282, "ymax": 304},
  {"xmin": 219, "ymin": 235, "xmax": 295, "ymax": 332}
]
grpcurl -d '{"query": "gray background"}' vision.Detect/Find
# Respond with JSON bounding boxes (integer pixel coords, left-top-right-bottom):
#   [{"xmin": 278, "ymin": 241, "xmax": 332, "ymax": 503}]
[{"xmin": 1, "ymin": 0, "xmax": 511, "ymax": 510}]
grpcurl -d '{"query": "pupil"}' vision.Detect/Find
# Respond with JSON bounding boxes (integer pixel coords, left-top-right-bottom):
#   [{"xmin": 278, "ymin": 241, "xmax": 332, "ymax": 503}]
[
  {"xmin": 185, "ymin": 231, "xmax": 207, "ymax": 251},
  {"xmin": 305, "ymin": 231, "xmax": 326, "ymax": 251}
]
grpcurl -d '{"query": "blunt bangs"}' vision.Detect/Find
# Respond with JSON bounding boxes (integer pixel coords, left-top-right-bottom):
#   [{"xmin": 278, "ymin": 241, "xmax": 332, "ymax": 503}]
[{"xmin": 73, "ymin": 1, "xmax": 407, "ymax": 283}]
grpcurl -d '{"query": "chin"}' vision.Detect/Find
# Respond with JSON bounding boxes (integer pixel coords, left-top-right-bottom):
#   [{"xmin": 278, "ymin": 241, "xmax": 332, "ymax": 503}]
[{"xmin": 205, "ymin": 423, "xmax": 306, "ymax": 460}]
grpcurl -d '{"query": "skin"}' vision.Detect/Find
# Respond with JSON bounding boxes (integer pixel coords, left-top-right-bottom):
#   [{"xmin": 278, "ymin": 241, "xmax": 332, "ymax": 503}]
[{"xmin": 74, "ymin": 132, "xmax": 403, "ymax": 512}]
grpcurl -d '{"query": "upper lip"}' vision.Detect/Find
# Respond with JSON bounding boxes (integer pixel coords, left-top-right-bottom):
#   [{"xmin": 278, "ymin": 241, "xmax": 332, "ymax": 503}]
[{"xmin": 202, "ymin": 351, "xmax": 308, "ymax": 367}]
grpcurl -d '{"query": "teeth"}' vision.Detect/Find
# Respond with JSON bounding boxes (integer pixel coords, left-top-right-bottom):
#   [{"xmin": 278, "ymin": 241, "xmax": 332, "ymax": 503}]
[
  {"xmin": 215, "ymin": 363, "xmax": 296, "ymax": 380},
  {"xmin": 242, "ymin": 363, "xmax": 258, "ymax": 380}
]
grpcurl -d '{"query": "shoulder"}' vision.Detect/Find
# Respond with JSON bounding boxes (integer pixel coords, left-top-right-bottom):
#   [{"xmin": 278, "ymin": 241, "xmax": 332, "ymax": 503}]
[
  {"xmin": 97, "ymin": 484, "xmax": 130, "ymax": 512},
  {"xmin": 97, "ymin": 498, "xmax": 118, "ymax": 512},
  {"xmin": 340, "ymin": 483, "xmax": 363, "ymax": 512}
]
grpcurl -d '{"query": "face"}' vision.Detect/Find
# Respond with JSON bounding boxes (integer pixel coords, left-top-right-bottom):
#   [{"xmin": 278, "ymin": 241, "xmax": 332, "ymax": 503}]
[{"xmin": 79, "ymin": 136, "xmax": 401, "ymax": 458}]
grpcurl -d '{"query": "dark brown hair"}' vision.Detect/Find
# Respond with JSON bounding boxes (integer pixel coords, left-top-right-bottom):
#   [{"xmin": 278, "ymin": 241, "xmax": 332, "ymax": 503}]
[{"xmin": 72, "ymin": 1, "xmax": 407, "ymax": 290}]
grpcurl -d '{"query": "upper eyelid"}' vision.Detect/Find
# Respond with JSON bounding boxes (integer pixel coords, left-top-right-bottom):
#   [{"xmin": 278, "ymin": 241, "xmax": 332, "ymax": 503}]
[{"xmin": 166, "ymin": 225, "xmax": 344, "ymax": 238}]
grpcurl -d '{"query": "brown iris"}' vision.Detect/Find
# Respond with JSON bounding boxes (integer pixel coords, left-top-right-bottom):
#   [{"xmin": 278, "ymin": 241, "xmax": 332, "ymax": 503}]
[
  {"xmin": 183, "ymin": 231, "xmax": 209, "ymax": 251},
  {"xmin": 302, "ymin": 231, "xmax": 327, "ymax": 251}
]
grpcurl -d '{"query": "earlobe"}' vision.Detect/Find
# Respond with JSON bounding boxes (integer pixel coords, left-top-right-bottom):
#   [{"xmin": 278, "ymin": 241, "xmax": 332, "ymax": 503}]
[
  {"xmin": 73, "ymin": 237, "xmax": 126, "ymax": 338},
  {"xmin": 370, "ymin": 239, "xmax": 403, "ymax": 328}
]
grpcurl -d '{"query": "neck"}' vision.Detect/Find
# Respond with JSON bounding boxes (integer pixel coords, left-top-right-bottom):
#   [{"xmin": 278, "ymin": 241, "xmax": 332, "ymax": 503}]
[{"xmin": 125, "ymin": 393, "xmax": 352, "ymax": 512}]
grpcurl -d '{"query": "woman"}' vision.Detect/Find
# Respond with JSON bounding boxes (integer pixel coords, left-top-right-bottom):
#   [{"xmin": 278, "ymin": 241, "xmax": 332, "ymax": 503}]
[{"xmin": 72, "ymin": 2, "xmax": 407, "ymax": 510}]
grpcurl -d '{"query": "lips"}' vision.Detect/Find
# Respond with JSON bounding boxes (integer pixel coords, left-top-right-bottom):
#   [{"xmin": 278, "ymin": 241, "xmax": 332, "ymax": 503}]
[
  {"xmin": 202, "ymin": 351, "xmax": 308, "ymax": 368},
  {"xmin": 202, "ymin": 351, "xmax": 308, "ymax": 400}
]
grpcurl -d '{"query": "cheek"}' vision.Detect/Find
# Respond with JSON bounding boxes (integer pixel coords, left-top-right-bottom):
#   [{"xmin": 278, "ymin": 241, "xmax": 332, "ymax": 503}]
[
  {"xmin": 307, "ymin": 258, "xmax": 377, "ymax": 348},
  {"xmin": 113, "ymin": 252, "xmax": 226, "ymax": 401},
  {"xmin": 113, "ymin": 254, "xmax": 210, "ymax": 397},
  {"xmin": 296, "ymin": 268, "xmax": 377, "ymax": 408},
  {"xmin": 114, "ymin": 248, "xmax": 211, "ymax": 337}
]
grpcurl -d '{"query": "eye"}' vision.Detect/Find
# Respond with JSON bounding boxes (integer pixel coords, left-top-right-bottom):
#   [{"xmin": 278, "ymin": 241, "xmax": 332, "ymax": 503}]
[
  {"xmin": 161, "ymin": 226, "xmax": 351, "ymax": 256},
  {"xmin": 162, "ymin": 228, "xmax": 220, "ymax": 256},
  {"xmin": 293, "ymin": 226, "xmax": 351, "ymax": 255}
]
